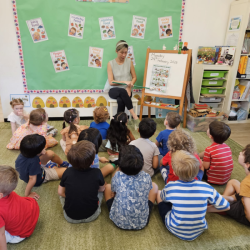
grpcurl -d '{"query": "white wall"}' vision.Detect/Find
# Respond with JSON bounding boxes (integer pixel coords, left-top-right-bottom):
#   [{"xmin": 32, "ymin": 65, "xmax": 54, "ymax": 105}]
[{"xmin": 0, "ymin": 0, "xmax": 235, "ymax": 119}]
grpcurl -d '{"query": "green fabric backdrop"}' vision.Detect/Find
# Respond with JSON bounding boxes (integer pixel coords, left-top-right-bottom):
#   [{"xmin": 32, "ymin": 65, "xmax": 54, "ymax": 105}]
[{"xmin": 16, "ymin": 0, "xmax": 182, "ymax": 90}]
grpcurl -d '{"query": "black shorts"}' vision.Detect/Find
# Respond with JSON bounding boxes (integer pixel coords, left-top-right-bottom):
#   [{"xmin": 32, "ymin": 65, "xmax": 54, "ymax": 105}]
[
  {"xmin": 158, "ymin": 202, "xmax": 172, "ymax": 225},
  {"xmin": 106, "ymin": 198, "xmax": 154, "ymax": 226},
  {"xmin": 226, "ymin": 193, "xmax": 250, "ymax": 226}
]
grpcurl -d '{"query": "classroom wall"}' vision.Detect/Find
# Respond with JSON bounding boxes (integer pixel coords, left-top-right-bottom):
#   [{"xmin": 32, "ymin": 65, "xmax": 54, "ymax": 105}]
[{"xmin": 0, "ymin": 0, "xmax": 235, "ymax": 119}]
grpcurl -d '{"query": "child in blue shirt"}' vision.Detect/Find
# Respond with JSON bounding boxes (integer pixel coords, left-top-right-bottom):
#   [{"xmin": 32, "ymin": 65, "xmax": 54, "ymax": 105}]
[
  {"xmin": 104, "ymin": 145, "xmax": 158, "ymax": 230},
  {"xmin": 157, "ymin": 150, "xmax": 230, "ymax": 241},
  {"xmin": 155, "ymin": 112, "xmax": 181, "ymax": 157},
  {"xmin": 90, "ymin": 106, "xmax": 110, "ymax": 152},
  {"xmin": 77, "ymin": 128, "xmax": 115, "ymax": 178}
]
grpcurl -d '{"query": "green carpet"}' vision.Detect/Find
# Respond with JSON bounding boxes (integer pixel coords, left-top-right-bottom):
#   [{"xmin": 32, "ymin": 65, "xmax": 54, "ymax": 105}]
[{"xmin": 0, "ymin": 120, "xmax": 250, "ymax": 250}]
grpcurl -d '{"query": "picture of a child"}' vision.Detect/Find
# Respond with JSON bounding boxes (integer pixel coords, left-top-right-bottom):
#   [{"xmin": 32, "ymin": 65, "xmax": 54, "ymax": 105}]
[
  {"xmin": 61, "ymin": 62, "xmax": 69, "ymax": 70},
  {"xmin": 33, "ymin": 32, "xmax": 40, "ymax": 41},
  {"xmin": 107, "ymin": 29, "xmax": 115, "ymax": 37},
  {"xmin": 69, "ymin": 27, "xmax": 76, "ymax": 36},
  {"xmin": 95, "ymin": 59, "xmax": 102, "ymax": 67},
  {"xmin": 132, "ymin": 28, "xmax": 139, "ymax": 36},
  {"xmin": 166, "ymin": 29, "xmax": 172, "ymax": 37}
]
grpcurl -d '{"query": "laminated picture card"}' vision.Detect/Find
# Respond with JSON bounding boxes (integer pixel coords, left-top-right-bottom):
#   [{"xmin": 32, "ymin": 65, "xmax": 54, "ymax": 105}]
[
  {"xmin": 26, "ymin": 17, "xmax": 48, "ymax": 43},
  {"xmin": 99, "ymin": 16, "xmax": 116, "ymax": 40},
  {"xmin": 130, "ymin": 15, "xmax": 147, "ymax": 39},
  {"xmin": 158, "ymin": 16, "xmax": 173, "ymax": 39},
  {"xmin": 50, "ymin": 50, "xmax": 69, "ymax": 73},
  {"xmin": 68, "ymin": 14, "xmax": 85, "ymax": 39},
  {"xmin": 88, "ymin": 47, "xmax": 104, "ymax": 68},
  {"xmin": 127, "ymin": 46, "xmax": 136, "ymax": 65}
]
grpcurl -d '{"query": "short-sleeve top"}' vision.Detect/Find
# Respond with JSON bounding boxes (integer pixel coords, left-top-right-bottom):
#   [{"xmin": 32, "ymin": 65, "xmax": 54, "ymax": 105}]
[
  {"xmin": 109, "ymin": 58, "xmax": 132, "ymax": 89},
  {"xmin": 8, "ymin": 111, "xmax": 28, "ymax": 129}
]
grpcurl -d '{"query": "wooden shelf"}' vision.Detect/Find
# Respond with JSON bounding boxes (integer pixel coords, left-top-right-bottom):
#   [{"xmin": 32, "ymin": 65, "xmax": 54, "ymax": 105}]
[
  {"xmin": 232, "ymin": 99, "xmax": 249, "ymax": 102},
  {"xmin": 143, "ymin": 102, "xmax": 179, "ymax": 111}
]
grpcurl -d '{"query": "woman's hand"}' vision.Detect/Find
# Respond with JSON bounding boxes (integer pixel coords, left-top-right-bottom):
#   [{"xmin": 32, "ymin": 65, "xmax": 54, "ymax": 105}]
[{"xmin": 123, "ymin": 81, "xmax": 133, "ymax": 87}]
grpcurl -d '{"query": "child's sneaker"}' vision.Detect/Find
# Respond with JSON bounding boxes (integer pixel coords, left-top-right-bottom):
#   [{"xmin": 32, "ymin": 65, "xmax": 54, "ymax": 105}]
[
  {"xmin": 47, "ymin": 128, "xmax": 58, "ymax": 137},
  {"xmin": 47, "ymin": 124, "xmax": 54, "ymax": 131},
  {"xmin": 160, "ymin": 165, "xmax": 169, "ymax": 184},
  {"xmin": 45, "ymin": 161, "xmax": 57, "ymax": 168},
  {"xmin": 60, "ymin": 161, "xmax": 72, "ymax": 168}
]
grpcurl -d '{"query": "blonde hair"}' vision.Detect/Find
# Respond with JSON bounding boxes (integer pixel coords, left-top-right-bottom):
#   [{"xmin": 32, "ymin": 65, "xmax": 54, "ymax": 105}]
[
  {"xmin": 10, "ymin": 98, "xmax": 24, "ymax": 108},
  {"xmin": 171, "ymin": 150, "xmax": 200, "ymax": 182},
  {"xmin": 168, "ymin": 129, "xmax": 196, "ymax": 154},
  {"xmin": 93, "ymin": 106, "xmax": 109, "ymax": 123},
  {"xmin": 29, "ymin": 108, "xmax": 47, "ymax": 126},
  {"xmin": 116, "ymin": 40, "xmax": 128, "ymax": 52},
  {"xmin": 0, "ymin": 165, "xmax": 19, "ymax": 196}
]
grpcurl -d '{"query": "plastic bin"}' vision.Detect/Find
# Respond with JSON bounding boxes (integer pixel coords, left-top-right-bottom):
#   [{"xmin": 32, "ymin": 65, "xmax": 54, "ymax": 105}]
[
  {"xmin": 201, "ymin": 79, "xmax": 225, "ymax": 86},
  {"xmin": 203, "ymin": 71, "xmax": 228, "ymax": 78},
  {"xmin": 200, "ymin": 87, "xmax": 225, "ymax": 94},
  {"xmin": 199, "ymin": 96, "xmax": 222, "ymax": 103},
  {"xmin": 187, "ymin": 114, "xmax": 224, "ymax": 132}
]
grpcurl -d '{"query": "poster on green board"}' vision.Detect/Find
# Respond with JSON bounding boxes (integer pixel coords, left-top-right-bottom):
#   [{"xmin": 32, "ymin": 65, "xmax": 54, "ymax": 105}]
[{"xmin": 15, "ymin": 0, "xmax": 182, "ymax": 91}]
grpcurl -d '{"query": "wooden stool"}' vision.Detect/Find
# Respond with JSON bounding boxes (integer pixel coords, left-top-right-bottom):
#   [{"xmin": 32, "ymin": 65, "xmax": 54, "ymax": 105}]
[{"xmin": 108, "ymin": 97, "xmax": 139, "ymax": 121}]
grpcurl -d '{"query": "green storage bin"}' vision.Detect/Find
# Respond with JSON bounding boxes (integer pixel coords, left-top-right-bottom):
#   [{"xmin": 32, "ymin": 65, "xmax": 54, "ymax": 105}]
[
  {"xmin": 203, "ymin": 71, "xmax": 227, "ymax": 78},
  {"xmin": 202, "ymin": 79, "xmax": 225, "ymax": 86},
  {"xmin": 200, "ymin": 87, "xmax": 225, "ymax": 94}
]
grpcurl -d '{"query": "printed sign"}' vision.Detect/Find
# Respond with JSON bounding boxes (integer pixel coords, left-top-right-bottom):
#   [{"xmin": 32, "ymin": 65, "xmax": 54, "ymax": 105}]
[
  {"xmin": 68, "ymin": 14, "xmax": 85, "ymax": 39},
  {"xmin": 158, "ymin": 16, "xmax": 173, "ymax": 39},
  {"xmin": 127, "ymin": 46, "xmax": 136, "ymax": 65},
  {"xmin": 10, "ymin": 94, "xmax": 30, "ymax": 107},
  {"xmin": 99, "ymin": 16, "xmax": 116, "ymax": 40},
  {"xmin": 50, "ymin": 50, "xmax": 69, "ymax": 73},
  {"xmin": 88, "ymin": 47, "xmax": 103, "ymax": 68},
  {"xmin": 26, "ymin": 18, "xmax": 48, "ymax": 43},
  {"xmin": 130, "ymin": 15, "xmax": 147, "ymax": 39}
]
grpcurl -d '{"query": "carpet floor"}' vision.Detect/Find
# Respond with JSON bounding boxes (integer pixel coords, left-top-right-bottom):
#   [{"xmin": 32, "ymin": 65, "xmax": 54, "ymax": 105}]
[{"xmin": 0, "ymin": 119, "xmax": 250, "ymax": 250}]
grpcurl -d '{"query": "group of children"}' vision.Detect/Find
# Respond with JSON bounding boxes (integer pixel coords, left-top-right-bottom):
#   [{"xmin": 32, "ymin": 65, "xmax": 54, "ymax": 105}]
[{"xmin": 0, "ymin": 98, "xmax": 250, "ymax": 248}]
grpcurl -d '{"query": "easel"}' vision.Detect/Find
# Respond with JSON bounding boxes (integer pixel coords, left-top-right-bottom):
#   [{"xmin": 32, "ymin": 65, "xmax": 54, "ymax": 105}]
[{"xmin": 139, "ymin": 49, "xmax": 192, "ymax": 128}]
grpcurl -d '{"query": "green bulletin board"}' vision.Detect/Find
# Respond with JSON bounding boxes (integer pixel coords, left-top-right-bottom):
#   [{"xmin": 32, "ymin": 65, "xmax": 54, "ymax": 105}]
[{"xmin": 15, "ymin": 0, "xmax": 183, "ymax": 91}]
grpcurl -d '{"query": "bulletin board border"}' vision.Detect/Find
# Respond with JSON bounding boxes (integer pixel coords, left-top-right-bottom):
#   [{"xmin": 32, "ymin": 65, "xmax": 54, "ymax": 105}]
[{"xmin": 12, "ymin": 0, "xmax": 186, "ymax": 94}]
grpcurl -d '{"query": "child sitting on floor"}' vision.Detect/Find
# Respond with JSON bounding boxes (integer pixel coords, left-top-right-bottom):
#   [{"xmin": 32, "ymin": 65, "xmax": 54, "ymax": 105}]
[
  {"xmin": 60, "ymin": 109, "xmax": 88, "ymax": 155},
  {"xmin": 77, "ymin": 128, "xmax": 115, "ymax": 177},
  {"xmin": 90, "ymin": 106, "xmax": 110, "ymax": 152},
  {"xmin": 58, "ymin": 141, "xmax": 107, "ymax": 223},
  {"xmin": 0, "ymin": 165, "xmax": 39, "ymax": 247},
  {"xmin": 222, "ymin": 144, "xmax": 250, "ymax": 226},
  {"xmin": 104, "ymin": 145, "xmax": 158, "ymax": 230},
  {"xmin": 157, "ymin": 150, "xmax": 230, "ymax": 241},
  {"xmin": 7, "ymin": 108, "xmax": 57, "ymax": 150},
  {"xmin": 155, "ymin": 112, "xmax": 181, "ymax": 157},
  {"xmin": 160, "ymin": 129, "xmax": 204, "ymax": 184},
  {"xmin": 129, "ymin": 118, "xmax": 160, "ymax": 177},
  {"xmin": 8, "ymin": 99, "xmax": 29, "ymax": 135},
  {"xmin": 15, "ymin": 134, "xmax": 69, "ymax": 198},
  {"xmin": 106, "ymin": 112, "xmax": 135, "ymax": 163},
  {"xmin": 199, "ymin": 121, "xmax": 233, "ymax": 185}
]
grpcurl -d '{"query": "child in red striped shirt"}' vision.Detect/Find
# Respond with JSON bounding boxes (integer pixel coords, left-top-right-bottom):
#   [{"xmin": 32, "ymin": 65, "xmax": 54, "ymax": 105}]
[{"xmin": 199, "ymin": 121, "xmax": 233, "ymax": 185}]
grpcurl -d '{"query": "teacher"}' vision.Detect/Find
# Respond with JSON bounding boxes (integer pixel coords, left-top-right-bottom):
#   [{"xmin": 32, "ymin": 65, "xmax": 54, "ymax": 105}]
[{"xmin": 106, "ymin": 40, "xmax": 140, "ymax": 125}]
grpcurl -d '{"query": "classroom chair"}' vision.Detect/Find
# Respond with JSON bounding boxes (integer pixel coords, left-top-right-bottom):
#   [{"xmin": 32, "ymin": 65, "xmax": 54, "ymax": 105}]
[{"xmin": 108, "ymin": 97, "xmax": 138, "ymax": 121}]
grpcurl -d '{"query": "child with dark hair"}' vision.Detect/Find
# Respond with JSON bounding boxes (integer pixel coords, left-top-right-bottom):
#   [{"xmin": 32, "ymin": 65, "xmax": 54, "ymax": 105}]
[
  {"xmin": 104, "ymin": 145, "xmax": 158, "ymax": 230},
  {"xmin": 15, "ymin": 134, "xmax": 68, "ymax": 198},
  {"xmin": 77, "ymin": 128, "xmax": 113, "ymax": 176},
  {"xmin": 106, "ymin": 112, "xmax": 135, "ymax": 163},
  {"xmin": 130, "ymin": 118, "xmax": 160, "ymax": 177},
  {"xmin": 222, "ymin": 144, "xmax": 250, "ymax": 226},
  {"xmin": 89, "ymin": 106, "xmax": 110, "ymax": 152},
  {"xmin": 60, "ymin": 109, "xmax": 88, "ymax": 155},
  {"xmin": 157, "ymin": 150, "xmax": 229, "ymax": 241},
  {"xmin": 0, "ymin": 165, "xmax": 39, "ymax": 247},
  {"xmin": 199, "ymin": 121, "xmax": 233, "ymax": 185},
  {"xmin": 7, "ymin": 108, "xmax": 57, "ymax": 149},
  {"xmin": 58, "ymin": 141, "xmax": 112, "ymax": 223},
  {"xmin": 155, "ymin": 112, "xmax": 181, "ymax": 157}
]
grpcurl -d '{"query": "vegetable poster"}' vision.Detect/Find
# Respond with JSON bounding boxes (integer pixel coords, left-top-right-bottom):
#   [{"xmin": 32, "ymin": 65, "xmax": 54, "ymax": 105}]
[
  {"xmin": 150, "ymin": 65, "xmax": 170, "ymax": 93},
  {"xmin": 158, "ymin": 16, "xmax": 173, "ymax": 39},
  {"xmin": 68, "ymin": 14, "xmax": 85, "ymax": 39},
  {"xmin": 99, "ymin": 17, "xmax": 116, "ymax": 40},
  {"xmin": 127, "ymin": 46, "xmax": 136, "ymax": 65},
  {"xmin": 50, "ymin": 50, "xmax": 69, "ymax": 73},
  {"xmin": 26, "ymin": 18, "xmax": 48, "ymax": 43},
  {"xmin": 130, "ymin": 16, "xmax": 147, "ymax": 39},
  {"xmin": 88, "ymin": 47, "xmax": 103, "ymax": 68}
]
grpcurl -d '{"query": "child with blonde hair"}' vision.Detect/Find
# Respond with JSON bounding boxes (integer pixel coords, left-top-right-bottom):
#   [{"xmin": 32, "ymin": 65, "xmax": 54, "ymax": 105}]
[
  {"xmin": 7, "ymin": 108, "xmax": 57, "ymax": 150},
  {"xmin": 157, "ymin": 150, "xmax": 230, "ymax": 241},
  {"xmin": 90, "ymin": 106, "xmax": 110, "ymax": 152},
  {"xmin": 60, "ymin": 109, "xmax": 88, "ymax": 155},
  {"xmin": 160, "ymin": 129, "xmax": 204, "ymax": 184},
  {"xmin": 8, "ymin": 99, "xmax": 29, "ymax": 134}
]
